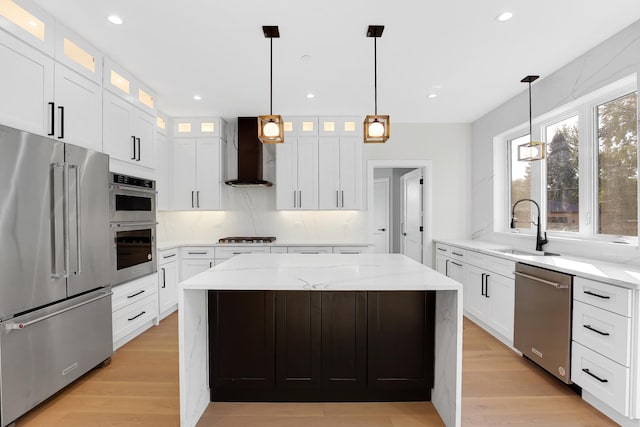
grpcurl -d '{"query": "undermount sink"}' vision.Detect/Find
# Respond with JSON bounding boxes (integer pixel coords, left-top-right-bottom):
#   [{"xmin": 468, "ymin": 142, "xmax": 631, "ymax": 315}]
[{"xmin": 494, "ymin": 248, "xmax": 561, "ymax": 257}]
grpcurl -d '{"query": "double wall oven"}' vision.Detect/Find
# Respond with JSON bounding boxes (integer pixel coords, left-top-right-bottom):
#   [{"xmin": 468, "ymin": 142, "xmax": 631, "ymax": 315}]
[{"xmin": 109, "ymin": 173, "xmax": 157, "ymax": 285}]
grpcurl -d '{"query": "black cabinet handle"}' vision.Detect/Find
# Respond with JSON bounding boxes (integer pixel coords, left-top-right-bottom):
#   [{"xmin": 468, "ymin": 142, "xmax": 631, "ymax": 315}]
[
  {"xmin": 583, "ymin": 324, "xmax": 610, "ymax": 336},
  {"xmin": 131, "ymin": 136, "xmax": 136, "ymax": 160},
  {"xmin": 163, "ymin": 253, "xmax": 176, "ymax": 259},
  {"xmin": 127, "ymin": 289, "xmax": 145, "ymax": 299},
  {"xmin": 445, "ymin": 259, "xmax": 449, "ymax": 277},
  {"xmin": 584, "ymin": 290, "xmax": 610, "ymax": 299},
  {"xmin": 48, "ymin": 102, "xmax": 55, "ymax": 136},
  {"xmin": 57, "ymin": 106, "xmax": 64, "ymax": 139},
  {"xmin": 582, "ymin": 368, "xmax": 608, "ymax": 383},
  {"xmin": 128, "ymin": 311, "xmax": 146, "ymax": 321},
  {"xmin": 452, "ymin": 251, "xmax": 463, "ymax": 257},
  {"xmin": 451, "ymin": 261, "xmax": 462, "ymax": 267},
  {"xmin": 136, "ymin": 137, "xmax": 141, "ymax": 161},
  {"xmin": 485, "ymin": 274, "xmax": 490, "ymax": 298},
  {"xmin": 437, "ymin": 247, "xmax": 447, "ymax": 252},
  {"xmin": 481, "ymin": 273, "xmax": 486, "ymax": 296},
  {"xmin": 161, "ymin": 267, "xmax": 166, "ymax": 288}
]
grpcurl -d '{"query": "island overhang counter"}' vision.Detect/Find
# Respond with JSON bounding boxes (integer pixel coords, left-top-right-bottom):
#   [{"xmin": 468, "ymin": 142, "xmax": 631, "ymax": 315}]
[{"xmin": 178, "ymin": 253, "xmax": 462, "ymax": 427}]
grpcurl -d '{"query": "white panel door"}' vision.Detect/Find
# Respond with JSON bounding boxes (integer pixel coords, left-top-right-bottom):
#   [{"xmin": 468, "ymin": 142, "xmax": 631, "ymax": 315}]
[
  {"xmin": 155, "ymin": 133, "xmax": 170, "ymax": 210},
  {"xmin": 465, "ymin": 264, "xmax": 487, "ymax": 320},
  {"xmin": 338, "ymin": 136, "xmax": 361, "ymax": 209},
  {"xmin": 171, "ymin": 139, "xmax": 197, "ymax": 210},
  {"xmin": 276, "ymin": 138, "xmax": 297, "ymax": 209},
  {"xmin": 486, "ymin": 273, "xmax": 515, "ymax": 341},
  {"xmin": 133, "ymin": 108, "xmax": 155, "ymax": 168},
  {"xmin": 318, "ymin": 136, "xmax": 340, "ymax": 209},
  {"xmin": 401, "ymin": 169, "xmax": 423, "ymax": 263},
  {"xmin": 196, "ymin": 138, "xmax": 221, "ymax": 210},
  {"xmin": 159, "ymin": 261, "xmax": 179, "ymax": 314},
  {"xmin": 53, "ymin": 63, "xmax": 101, "ymax": 151},
  {"xmin": 372, "ymin": 178, "xmax": 390, "ymax": 253},
  {"xmin": 0, "ymin": 30, "xmax": 53, "ymax": 135},
  {"xmin": 180, "ymin": 259, "xmax": 213, "ymax": 281},
  {"xmin": 296, "ymin": 136, "xmax": 318, "ymax": 210},
  {"xmin": 103, "ymin": 91, "xmax": 135, "ymax": 162}
]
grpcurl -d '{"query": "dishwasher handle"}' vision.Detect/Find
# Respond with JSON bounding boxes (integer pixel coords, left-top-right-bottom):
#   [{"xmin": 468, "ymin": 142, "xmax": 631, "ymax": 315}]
[{"xmin": 514, "ymin": 271, "xmax": 569, "ymax": 289}]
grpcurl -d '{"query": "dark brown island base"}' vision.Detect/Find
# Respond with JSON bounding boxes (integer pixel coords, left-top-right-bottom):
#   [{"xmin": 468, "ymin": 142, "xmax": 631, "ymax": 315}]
[{"xmin": 208, "ymin": 290, "xmax": 436, "ymax": 402}]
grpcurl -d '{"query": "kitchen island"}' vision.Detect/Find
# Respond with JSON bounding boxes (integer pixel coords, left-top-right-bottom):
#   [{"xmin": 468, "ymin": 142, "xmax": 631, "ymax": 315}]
[{"xmin": 178, "ymin": 254, "xmax": 462, "ymax": 427}]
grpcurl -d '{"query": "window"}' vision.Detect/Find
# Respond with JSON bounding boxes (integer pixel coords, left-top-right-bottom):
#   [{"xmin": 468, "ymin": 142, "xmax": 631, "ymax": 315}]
[
  {"xmin": 597, "ymin": 92, "xmax": 638, "ymax": 236},
  {"xmin": 505, "ymin": 75, "xmax": 638, "ymax": 241},
  {"xmin": 545, "ymin": 115, "xmax": 579, "ymax": 232},
  {"xmin": 510, "ymin": 134, "xmax": 532, "ymax": 229}
]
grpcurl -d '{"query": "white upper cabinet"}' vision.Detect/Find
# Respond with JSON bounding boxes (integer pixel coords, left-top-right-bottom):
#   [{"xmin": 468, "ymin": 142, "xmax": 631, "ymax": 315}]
[
  {"xmin": 318, "ymin": 119, "xmax": 361, "ymax": 210},
  {"xmin": 54, "ymin": 22, "xmax": 102, "ymax": 84},
  {"xmin": 155, "ymin": 113, "xmax": 170, "ymax": 210},
  {"xmin": 170, "ymin": 118, "xmax": 227, "ymax": 211},
  {"xmin": 53, "ymin": 63, "xmax": 102, "ymax": 151},
  {"xmin": 103, "ymin": 90, "xmax": 155, "ymax": 168},
  {"xmin": 0, "ymin": 0, "xmax": 55, "ymax": 55},
  {"xmin": 103, "ymin": 57, "xmax": 157, "ymax": 116},
  {"xmin": 173, "ymin": 117, "xmax": 226, "ymax": 138},
  {"xmin": 276, "ymin": 122, "xmax": 318, "ymax": 210},
  {"xmin": 0, "ymin": 28, "xmax": 53, "ymax": 135}
]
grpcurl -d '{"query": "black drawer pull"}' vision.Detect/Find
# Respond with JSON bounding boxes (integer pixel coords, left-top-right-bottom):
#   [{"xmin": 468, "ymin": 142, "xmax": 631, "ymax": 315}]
[
  {"xmin": 583, "ymin": 324, "xmax": 610, "ymax": 336},
  {"xmin": 163, "ymin": 253, "xmax": 176, "ymax": 259},
  {"xmin": 188, "ymin": 251, "xmax": 208, "ymax": 255},
  {"xmin": 452, "ymin": 251, "xmax": 463, "ymax": 256},
  {"xmin": 582, "ymin": 368, "xmax": 608, "ymax": 383},
  {"xmin": 584, "ymin": 290, "xmax": 610, "ymax": 299},
  {"xmin": 127, "ymin": 290, "xmax": 145, "ymax": 299},
  {"xmin": 451, "ymin": 261, "xmax": 463, "ymax": 267},
  {"xmin": 128, "ymin": 311, "xmax": 146, "ymax": 321},
  {"xmin": 437, "ymin": 247, "xmax": 447, "ymax": 252}
]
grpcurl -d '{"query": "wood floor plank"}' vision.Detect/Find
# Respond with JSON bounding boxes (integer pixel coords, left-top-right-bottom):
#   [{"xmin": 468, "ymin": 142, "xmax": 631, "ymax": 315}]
[{"xmin": 15, "ymin": 312, "xmax": 619, "ymax": 427}]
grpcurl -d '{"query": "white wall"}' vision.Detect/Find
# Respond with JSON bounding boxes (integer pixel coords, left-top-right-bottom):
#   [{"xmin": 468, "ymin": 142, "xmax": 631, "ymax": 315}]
[
  {"xmin": 158, "ymin": 121, "xmax": 472, "ymax": 245},
  {"xmin": 471, "ymin": 20, "xmax": 640, "ymax": 263}
]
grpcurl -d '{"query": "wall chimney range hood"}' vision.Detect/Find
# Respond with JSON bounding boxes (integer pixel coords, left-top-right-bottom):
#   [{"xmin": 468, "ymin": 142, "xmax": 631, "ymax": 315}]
[{"xmin": 225, "ymin": 117, "xmax": 273, "ymax": 187}]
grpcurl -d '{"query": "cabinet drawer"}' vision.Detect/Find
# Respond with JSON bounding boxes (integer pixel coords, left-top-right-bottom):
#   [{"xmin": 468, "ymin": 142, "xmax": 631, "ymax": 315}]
[
  {"xmin": 574, "ymin": 277, "xmax": 631, "ymax": 317},
  {"xmin": 112, "ymin": 275, "xmax": 158, "ymax": 312},
  {"xmin": 434, "ymin": 243, "xmax": 450, "ymax": 256},
  {"xmin": 270, "ymin": 246, "xmax": 288, "ymax": 254},
  {"xmin": 215, "ymin": 246, "xmax": 270, "ymax": 260},
  {"xmin": 571, "ymin": 342, "xmax": 630, "ymax": 416},
  {"xmin": 449, "ymin": 247, "xmax": 465, "ymax": 261},
  {"xmin": 333, "ymin": 246, "xmax": 369, "ymax": 254},
  {"xmin": 572, "ymin": 300, "xmax": 631, "ymax": 366},
  {"xmin": 465, "ymin": 250, "xmax": 485, "ymax": 268},
  {"xmin": 181, "ymin": 246, "xmax": 215, "ymax": 259},
  {"xmin": 159, "ymin": 248, "xmax": 178, "ymax": 266},
  {"xmin": 112, "ymin": 294, "xmax": 158, "ymax": 346},
  {"xmin": 287, "ymin": 246, "xmax": 332, "ymax": 254}
]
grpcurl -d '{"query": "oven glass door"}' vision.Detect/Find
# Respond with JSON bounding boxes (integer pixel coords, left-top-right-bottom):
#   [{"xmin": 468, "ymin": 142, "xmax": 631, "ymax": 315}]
[
  {"xmin": 110, "ymin": 188, "xmax": 156, "ymax": 223},
  {"xmin": 115, "ymin": 228, "xmax": 153, "ymax": 270}
]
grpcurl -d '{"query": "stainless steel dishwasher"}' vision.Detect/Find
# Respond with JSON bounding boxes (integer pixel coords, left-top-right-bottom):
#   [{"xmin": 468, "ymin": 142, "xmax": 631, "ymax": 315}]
[{"xmin": 514, "ymin": 262, "xmax": 573, "ymax": 384}]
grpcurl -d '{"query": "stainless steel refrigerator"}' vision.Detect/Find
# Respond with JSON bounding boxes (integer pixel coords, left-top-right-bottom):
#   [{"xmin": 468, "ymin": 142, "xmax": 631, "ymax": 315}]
[{"xmin": 0, "ymin": 124, "xmax": 113, "ymax": 426}]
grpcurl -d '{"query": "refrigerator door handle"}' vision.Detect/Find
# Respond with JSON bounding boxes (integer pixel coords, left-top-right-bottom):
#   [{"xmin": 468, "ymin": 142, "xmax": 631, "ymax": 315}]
[
  {"xmin": 4, "ymin": 291, "xmax": 112, "ymax": 331},
  {"xmin": 62, "ymin": 163, "xmax": 70, "ymax": 278},
  {"xmin": 50, "ymin": 163, "xmax": 65, "ymax": 279},
  {"xmin": 68, "ymin": 164, "xmax": 82, "ymax": 274}
]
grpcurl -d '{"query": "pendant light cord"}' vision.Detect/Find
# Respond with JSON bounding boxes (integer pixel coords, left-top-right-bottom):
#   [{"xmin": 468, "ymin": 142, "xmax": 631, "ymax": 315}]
[
  {"xmin": 528, "ymin": 81, "xmax": 532, "ymax": 141},
  {"xmin": 270, "ymin": 37, "xmax": 273, "ymax": 115},
  {"xmin": 374, "ymin": 37, "xmax": 378, "ymax": 115}
]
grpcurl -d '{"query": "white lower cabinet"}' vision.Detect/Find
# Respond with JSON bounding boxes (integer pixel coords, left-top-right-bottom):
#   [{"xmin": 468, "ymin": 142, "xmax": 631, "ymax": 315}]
[
  {"xmin": 111, "ymin": 274, "xmax": 159, "ymax": 350},
  {"xmin": 214, "ymin": 246, "xmax": 270, "ymax": 266},
  {"xmin": 180, "ymin": 246, "xmax": 215, "ymax": 281},
  {"xmin": 287, "ymin": 246, "xmax": 332, "ymax": 254},
  {"xmin": 333, "ymin": 246, "xmax": 370, "ymax": 254},
  {"xmin": 158, "ymin": 248, "xmax": 179, "ymax": 320}
]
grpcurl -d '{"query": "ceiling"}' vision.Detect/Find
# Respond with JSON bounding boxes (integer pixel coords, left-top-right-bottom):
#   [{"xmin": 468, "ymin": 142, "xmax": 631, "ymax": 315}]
[{"xmin": 33, "ymin": 0, "xmax": 640, "ymax": 123}]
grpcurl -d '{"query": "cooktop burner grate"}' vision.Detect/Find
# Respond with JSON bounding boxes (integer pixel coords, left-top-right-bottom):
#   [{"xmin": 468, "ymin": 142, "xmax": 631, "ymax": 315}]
[{"xmin": 218, "ymin": 236, "xmax": 276, "ymax": 244}]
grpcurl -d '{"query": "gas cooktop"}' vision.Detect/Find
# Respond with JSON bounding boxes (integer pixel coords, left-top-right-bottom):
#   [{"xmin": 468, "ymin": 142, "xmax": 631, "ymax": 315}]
[{"xmin": 218, "ymin": 237, "xmax": 276, "ymax": 244}]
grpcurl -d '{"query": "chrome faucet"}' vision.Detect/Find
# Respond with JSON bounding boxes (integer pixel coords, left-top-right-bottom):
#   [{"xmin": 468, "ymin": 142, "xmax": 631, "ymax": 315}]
[{"xmin": 510, "ymin": 198, "xmax": 548, "ymax": 252}]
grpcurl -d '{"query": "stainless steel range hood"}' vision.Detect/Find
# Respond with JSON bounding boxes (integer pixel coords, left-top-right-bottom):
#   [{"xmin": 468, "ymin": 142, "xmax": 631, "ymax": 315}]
[{"xmin": 225, "ymin": 117, "xmax": 273, "ymax": 187}]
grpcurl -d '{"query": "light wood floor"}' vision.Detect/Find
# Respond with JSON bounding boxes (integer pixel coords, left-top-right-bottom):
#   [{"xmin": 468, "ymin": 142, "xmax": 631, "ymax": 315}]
[{"xmin": 15, "ymin": 313, "xmax": 616, "ymax": 426}]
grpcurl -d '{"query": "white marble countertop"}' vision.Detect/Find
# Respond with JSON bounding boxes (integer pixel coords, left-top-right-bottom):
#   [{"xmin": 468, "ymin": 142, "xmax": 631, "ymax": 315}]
[
  {"xmin": 435, "ymin": 239, "xmax": 640, "ymax": 289},
  {"xmin": 158, "ymin": 241, "xmax": 372, "ymax": 251},
  {"xmin": 181, "ymin": 253, "xmax": 462, "ymax": 292}
]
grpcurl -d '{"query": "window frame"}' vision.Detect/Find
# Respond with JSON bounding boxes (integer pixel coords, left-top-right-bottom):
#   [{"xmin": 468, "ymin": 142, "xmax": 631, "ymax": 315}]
[{"xmin": 502, "ymin": 74, "xmax": 638, "ymax": 243}]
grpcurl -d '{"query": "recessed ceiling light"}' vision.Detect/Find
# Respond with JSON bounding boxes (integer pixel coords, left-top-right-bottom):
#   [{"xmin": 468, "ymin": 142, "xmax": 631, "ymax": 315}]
[
  {"xmin": 428, "ymin": 93, "xmax": 438, "ymax": 99},
  {"xmin": 107, "ymin": 15, "xmax": 123, "ymax": 25},
  {"xmin": 193, "ymin": 95, "xmax": 202, "ymax": 101},
  {"xmin": 301, "ymin": 55, "xmax": 312, "ymax": 62},
  {"xmin": 496, "ymin": 11, "xmax": 513, "ymax": 22},
  {"xmin": 306, "ymin": 93, "xmax": 315, "ymax": 99}
]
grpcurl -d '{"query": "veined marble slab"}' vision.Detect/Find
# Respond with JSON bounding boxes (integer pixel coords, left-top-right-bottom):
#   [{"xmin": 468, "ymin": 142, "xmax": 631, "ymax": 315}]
[{"xmin": 178, "ymin": 254, "xmax": 462, "ymax": 427}]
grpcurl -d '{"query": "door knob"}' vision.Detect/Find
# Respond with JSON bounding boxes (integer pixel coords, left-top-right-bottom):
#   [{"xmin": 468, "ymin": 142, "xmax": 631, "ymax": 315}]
[{"xmin": 378, "ymin": 228, "xmax": 386, "ymax": 231}]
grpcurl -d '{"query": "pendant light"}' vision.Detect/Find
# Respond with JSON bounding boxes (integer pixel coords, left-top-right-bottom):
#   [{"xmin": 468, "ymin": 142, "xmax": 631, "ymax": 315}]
[
  {"xmin": 258, "ymin": 26, "xmax": 284, "ymax": 144},
  {"xmin": 364, "ymin": 25, "xmax": 390, "ymax": 143},
  {"xmin": 518, "ymin": 75, "xmax": 545, "ymax": 161}
]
